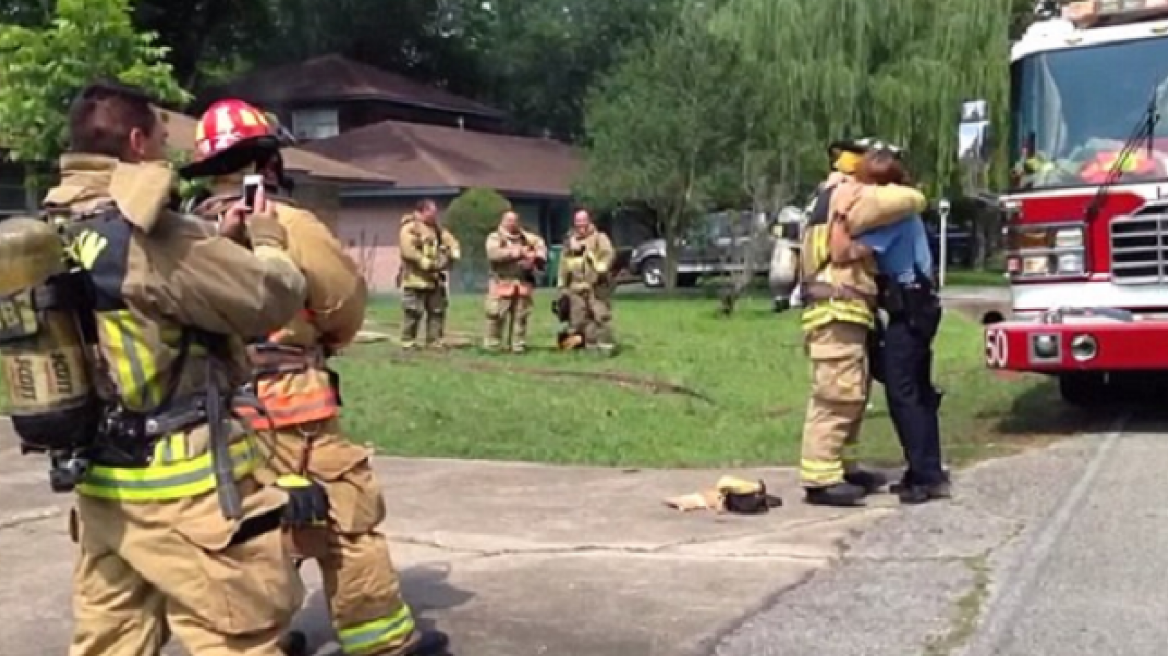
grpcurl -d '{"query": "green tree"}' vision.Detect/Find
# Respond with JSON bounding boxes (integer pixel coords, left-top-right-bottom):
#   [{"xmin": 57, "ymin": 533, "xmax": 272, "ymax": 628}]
[
  {"xmin": 0, "ymin": 0, "xmax": 189, "ymax": 205},
  {"xmin": 579, "ymin": 5, "xmax": 744, "ymax": 288},
  {"xmin": 444, "ymin": 187, "xmax": 512, "ymax": 291}
]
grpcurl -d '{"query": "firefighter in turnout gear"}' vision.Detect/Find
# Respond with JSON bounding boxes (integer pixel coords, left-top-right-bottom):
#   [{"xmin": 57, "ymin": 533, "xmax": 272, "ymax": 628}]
[
  {"xmin": 181, "ymin": 99, "xmax": 449, "ymax": 656},
  {"xmin": 798, "ymin": 140, "xmax": 926, "ymax": 507},
  {"xmin": 556, "ymin": 209, "xmax": 616, "ymax": 354},
  {"xmin": 484, "ymin": 210, "xmax": 548, "ymax": 353},
  {"xmin": 398, "ymin": 199, "xmax": 461, "ymax": 349},
  {"xmin": 30, "ymin": 81, "xmax": 308, "ymax": 656}
]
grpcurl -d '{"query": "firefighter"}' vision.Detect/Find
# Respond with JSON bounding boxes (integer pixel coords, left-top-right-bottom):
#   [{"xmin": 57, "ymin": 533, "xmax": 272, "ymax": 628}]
[
  {"xmin": 829, "ymin": 150, "xmax": 950, "ymax": 505},
  {"xmin": 556, "ymin": 209, "xmax": 616, "ymax": 354},
  {"xmin": 15, "ymin": 80, "xmax": 308, "ymax": 656},
  {"xmin": 797, "ymin": 141, "xmax": 927, "ymax": 507},
  {"xmin": 484, "ymin": 209, "xmax": 548, "ymax": 353},
  {"xmin": 179, "ymin": 99, "xmax": 449, "ymax": 656},
  {"xmin": 398, "ymin": 200, "xmax": 461, "ymax": 349}
]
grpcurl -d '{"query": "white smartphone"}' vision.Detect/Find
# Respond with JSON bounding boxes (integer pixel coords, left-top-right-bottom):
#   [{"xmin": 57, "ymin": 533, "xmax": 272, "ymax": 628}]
[{"xmin": 242, "ymin": 174, "xmax": 264, "ymax": 211}]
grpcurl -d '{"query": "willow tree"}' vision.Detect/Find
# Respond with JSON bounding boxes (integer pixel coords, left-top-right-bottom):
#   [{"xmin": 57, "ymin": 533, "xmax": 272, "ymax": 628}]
[{"xmin": 707, "ymin": 0, "xmax": 1014, "ymax": 200}]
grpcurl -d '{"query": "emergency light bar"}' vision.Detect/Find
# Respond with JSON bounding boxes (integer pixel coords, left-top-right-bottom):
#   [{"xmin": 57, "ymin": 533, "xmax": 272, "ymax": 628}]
[{"xmin": 1057, "ymin": 0, "xmax": 1168, "ymax": 28}]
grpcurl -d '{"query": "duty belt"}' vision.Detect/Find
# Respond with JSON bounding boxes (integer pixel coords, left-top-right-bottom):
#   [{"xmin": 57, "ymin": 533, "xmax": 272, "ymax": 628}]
[{"xmin": 799, "ymin": 281, "xmax": 876, "ymax": 306}]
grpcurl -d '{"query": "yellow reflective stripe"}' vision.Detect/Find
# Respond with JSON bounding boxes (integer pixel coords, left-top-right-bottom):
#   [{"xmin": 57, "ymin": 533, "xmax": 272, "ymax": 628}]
[
  {"xmin": 337, "ymin": 605, "xmax": 416, "ymax": 655},
  {"xmin": 801, "ymin": 458, "xmax": 844, "ymax": 484},
  {"xmin": 153, "ymin": 432, "xmax": 189, "ymax": 464},
  {"xmin": 99, "ymin": 311, "xmax": 162, "ymax": 409},
  {"xmin": 801, "ymin": 302, "xmax": 873, "ymax": 332},
  {"xmin": 76, "ymin": 438, "xmax": 259, "ymax": 502},
  {"xmin": 812, "ymin": 225, "xmax": 829, "ymax": 267}
]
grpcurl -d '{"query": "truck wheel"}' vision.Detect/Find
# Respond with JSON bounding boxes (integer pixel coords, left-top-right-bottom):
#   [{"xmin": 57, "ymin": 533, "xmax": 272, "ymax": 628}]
[
  {"xmin": 1058, "ymin": 373, "xmax": 1111, "ymax": 408},
  {"xmin": 640, "ymin": 257, "xmax": 665, "ymax": 288}
]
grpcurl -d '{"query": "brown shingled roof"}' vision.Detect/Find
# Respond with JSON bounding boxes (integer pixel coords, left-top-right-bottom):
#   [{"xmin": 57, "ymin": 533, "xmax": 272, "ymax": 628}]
[
  {"xmin": 303, "ymin": 120, "xmax": 581, "ymax": 197},
  {"xmin": 162, "ymin": 110, "xmax": 392, "ymax": 184},
  {"xmin": 204, "ymin": 54, "xmax": 505, "ymax": 119}
]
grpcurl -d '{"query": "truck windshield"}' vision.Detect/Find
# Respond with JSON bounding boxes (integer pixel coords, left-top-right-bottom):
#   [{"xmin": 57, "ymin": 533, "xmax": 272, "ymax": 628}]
[{"xmin": 1011, "ymin": 36, "xmax": 1168, "ymax": 192}]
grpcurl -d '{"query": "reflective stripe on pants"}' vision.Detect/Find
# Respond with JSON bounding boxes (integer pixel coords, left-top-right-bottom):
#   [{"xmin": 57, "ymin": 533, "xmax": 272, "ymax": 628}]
[{"xmin": 337, "ymin": 605, "xmax": 416, "ymax": 656}]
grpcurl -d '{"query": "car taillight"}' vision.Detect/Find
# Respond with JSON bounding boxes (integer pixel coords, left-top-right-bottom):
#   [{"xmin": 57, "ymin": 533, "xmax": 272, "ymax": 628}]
[{"xmin": 1005, "ymin": 222, "xmax": 1086, "ymax": 279}]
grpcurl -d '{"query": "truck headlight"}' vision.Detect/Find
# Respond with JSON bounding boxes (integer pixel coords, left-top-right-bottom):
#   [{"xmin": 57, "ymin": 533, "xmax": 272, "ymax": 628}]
[{"xmin": 1007, "ymin": 223, "xmax": 1085, "ymax": 279}]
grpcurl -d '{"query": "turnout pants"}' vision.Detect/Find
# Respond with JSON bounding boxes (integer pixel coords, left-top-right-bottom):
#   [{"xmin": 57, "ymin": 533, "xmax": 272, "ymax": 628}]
[
  {"xmin": 799, "ymin": 321, "xmax": 871, "ymax": 488},
  {"xmin": 401, "ymin": 287, "xmax": 448, "ymax": 348},
  {"xmin": 880, "ymin": 304, "xmax": 946, "ymax": 486},
  {"xmin": 259, "ymin": 422, "xmax": 421, "ymax": 656},
  {"xmin": 484, "ymin": 293, "xmax": 534, "ymax": 350},
  {"xmin": 567, "ymin": 289, "xmax": 614, "ymax": 347},
  {"xmin": 69, "ymin": 477, "xmax": 302, "ymax": 656}
]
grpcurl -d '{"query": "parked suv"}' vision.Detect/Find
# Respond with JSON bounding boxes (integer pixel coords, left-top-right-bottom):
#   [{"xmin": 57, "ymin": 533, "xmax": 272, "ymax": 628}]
[{"xmin": 629, "ymin": 211, "xmax": 774, "ymax": 288}]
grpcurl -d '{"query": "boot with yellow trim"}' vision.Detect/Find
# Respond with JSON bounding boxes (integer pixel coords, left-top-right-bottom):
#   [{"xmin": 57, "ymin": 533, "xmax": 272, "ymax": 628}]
[{"xmin": 804, "ymin": 481, "xmax": 867, "ymax": 507}]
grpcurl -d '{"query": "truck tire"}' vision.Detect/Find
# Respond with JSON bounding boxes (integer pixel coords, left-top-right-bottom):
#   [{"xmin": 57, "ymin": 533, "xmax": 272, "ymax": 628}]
[
  {"xmin": 1058, "ymin": 372, "xmax": 1111, "ymax": 408},
  {"xmin": 640, "ymin": 256, "xmax": 665, "ymax": 288}
]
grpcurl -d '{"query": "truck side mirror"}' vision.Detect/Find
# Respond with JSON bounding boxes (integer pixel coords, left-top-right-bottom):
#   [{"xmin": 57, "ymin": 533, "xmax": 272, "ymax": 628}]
[{"xmin": 958, "ymin": 99, "xmax": 993, "ymax": 197}]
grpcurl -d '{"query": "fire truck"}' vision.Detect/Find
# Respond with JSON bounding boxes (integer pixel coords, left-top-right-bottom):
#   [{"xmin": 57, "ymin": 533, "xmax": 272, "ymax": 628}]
[{"xmin": 979, "ymin": 0, "xmax": 1168, "ymax": 406}]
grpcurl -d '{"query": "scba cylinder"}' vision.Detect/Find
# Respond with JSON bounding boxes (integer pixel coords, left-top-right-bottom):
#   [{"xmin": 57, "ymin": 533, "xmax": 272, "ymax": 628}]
[{"xmin": 0, "ymin": 217, "xmax": 100, "ymax": 453}]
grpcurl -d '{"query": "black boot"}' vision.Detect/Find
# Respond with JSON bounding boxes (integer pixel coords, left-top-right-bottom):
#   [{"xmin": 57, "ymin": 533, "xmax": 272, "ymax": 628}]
[
  {"xmin": 896, "ymin": 480, "xmax": 952, "ymax": 505},
  {"xmin": 844, "ymin": 469, "xmax": 889, "ymax": 494},
  {"xmin": 804, "ymin": 482, "xmax": 866, "ymax": 507},
  {"xmin": 407, "ymin": 630, "xmax": 451, "ymax": 656},
  {"xmin": 278, "ymin": 630, "xmax": 308, "ymax": 656}
]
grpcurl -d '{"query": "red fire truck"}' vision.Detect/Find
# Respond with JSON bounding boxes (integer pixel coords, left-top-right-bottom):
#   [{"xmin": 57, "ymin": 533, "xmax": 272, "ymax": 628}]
[{"xmin": 980, "ymin": 0, "xmax": 1168, "ymax": 406}]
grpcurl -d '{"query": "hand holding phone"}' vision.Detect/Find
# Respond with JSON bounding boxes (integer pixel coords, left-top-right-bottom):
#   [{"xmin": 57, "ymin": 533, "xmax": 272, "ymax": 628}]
[{"xmin": 221, "ymin": 181, "xmax": 268, "ymax": 243}]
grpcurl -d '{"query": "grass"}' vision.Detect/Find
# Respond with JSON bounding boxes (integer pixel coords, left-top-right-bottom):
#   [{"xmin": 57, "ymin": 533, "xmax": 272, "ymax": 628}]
[
  {"xmin": 330, "ymin": 291, "xmax": 1091, "ymax": 467},
  {"xmin": 0, "ymin": 292, "xmax": 1091, "ymax": 468},
  {"xmin": 943, "ymin": 268, "xmax": 1008, "ymax": 287}
]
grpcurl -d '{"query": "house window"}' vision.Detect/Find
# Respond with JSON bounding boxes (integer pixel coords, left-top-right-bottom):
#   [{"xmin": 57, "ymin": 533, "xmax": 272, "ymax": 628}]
[{"xmin": 291, "ymin": 108, "xmax": 339, "ymax": 141}]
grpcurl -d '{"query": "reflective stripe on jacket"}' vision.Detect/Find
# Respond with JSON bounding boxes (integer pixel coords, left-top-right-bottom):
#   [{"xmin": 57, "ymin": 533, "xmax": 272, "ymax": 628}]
[
  {"xmin": 799, "ymin": 224, "xmax": 874, "ymax": 332},
  {"xmin": 234, "ymin": 335, "xmax": 340, "ymax": 430}
]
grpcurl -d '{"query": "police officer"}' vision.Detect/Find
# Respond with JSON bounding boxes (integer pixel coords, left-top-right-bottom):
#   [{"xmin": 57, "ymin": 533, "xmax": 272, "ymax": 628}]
[
  {"xmin": 38, "ymin": 80, "xmax": 307, "ymax": 656},
  {"xmin": 180, "ymin": 99, "xmax": 450, "ymax": 656},
  {"xmin": 829, "ymin": 149, "xmax": 949, "ymax": 504}
]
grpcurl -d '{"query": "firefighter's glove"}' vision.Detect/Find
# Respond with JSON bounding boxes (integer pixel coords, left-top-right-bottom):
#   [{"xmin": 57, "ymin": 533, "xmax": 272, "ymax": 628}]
[
  {"xmin": 275, "ymin": 474, "xmax": 330, "ymax": 527},
  {"xmin": 247, "ymin": 212, "xmax": 289, "ymax": 250}
]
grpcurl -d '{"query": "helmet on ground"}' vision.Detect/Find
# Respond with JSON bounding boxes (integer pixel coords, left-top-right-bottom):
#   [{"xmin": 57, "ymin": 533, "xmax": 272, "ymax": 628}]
[{"xmin": 179, "ymin": 99, "xmax": 292, "ymax": 180}]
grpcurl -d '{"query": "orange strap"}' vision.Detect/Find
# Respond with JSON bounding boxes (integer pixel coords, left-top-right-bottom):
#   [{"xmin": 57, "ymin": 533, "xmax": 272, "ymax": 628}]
[
  {"xmin": 240, "ymin": 321, "xmax": 338, "ymax": 430},
  {"xmin": 489, "ymin": 280, "xmax": 532, "ymax": 298}
]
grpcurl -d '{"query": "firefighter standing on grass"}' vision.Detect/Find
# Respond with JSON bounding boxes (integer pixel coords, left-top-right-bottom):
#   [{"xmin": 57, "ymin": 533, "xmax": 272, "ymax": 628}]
[
  {"xmin": 797, "ymin": 140, "xmax": 926, "ymax": 507},
  {"xmin": 484, "ymin": 209, "xmax": 548, "ymax": 353},
  {"xmin": 398, "ymin": 199, "xmax": 461, "ymax": 349},
  {"xmin": 21, "ymin": 80, "xmax": 307, "ymax": 656},
  {"xmin": 181, "ymin": 99, "xmax": 449, "ymax": 656},
  {"xmin": 557, "ymin": 209, "xmax": 616, "ymax": 354}
]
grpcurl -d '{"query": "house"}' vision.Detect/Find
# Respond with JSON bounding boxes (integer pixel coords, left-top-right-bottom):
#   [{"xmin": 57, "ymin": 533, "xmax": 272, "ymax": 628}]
[
  {"xmin": 197, "ymin": 54, "xmax": 509, "ymax": 139},
  {"xmin": 199, "ymin": 54, "xmax": 585, "ymax": 292},
  {"xmin": 0, "ymin": 110, "xmax": 392, "ymax": 268}
]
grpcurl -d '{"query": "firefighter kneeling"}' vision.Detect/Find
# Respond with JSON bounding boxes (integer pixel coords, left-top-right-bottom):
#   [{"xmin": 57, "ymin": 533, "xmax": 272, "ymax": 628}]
[{"xmin": 181, "ymin": 98, "xmax": 449, "ymax": 656}]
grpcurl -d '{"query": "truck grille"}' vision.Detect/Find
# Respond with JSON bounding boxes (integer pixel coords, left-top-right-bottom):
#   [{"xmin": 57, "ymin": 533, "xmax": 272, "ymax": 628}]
[{"xmin": 1111, "ymin": 210, "xmax": 1168, "ymax": 284}]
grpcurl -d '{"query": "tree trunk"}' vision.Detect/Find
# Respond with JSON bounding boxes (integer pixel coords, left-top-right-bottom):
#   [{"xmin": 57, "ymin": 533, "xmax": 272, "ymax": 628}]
[
  {"xmin": 662, "ymin": 214, "xmax": 680, "ymax": 290},
  {"xmin": 23, "ymin": 163, "xmax": 39, "ymax": 212}
]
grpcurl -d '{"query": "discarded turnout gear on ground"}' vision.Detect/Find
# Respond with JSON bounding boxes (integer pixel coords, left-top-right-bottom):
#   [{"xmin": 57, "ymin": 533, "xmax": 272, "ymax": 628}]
[{"xmin": 665, "ymin": 476, "xmax": 783, "ymax": 514}]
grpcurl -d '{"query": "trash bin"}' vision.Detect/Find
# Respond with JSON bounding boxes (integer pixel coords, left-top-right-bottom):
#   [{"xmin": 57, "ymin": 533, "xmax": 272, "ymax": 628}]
[{"xmin": 544, "ymin": 245, "xmax": 562, "ymax": 287}]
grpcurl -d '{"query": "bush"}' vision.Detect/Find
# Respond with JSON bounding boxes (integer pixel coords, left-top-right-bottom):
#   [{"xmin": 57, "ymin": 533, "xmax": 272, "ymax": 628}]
[{"xmin": 443, "ymin": 188, "xmax": 511, "ymax": 292}]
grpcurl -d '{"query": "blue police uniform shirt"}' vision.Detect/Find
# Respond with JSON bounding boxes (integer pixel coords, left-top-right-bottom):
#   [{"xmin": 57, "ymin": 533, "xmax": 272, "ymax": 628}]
[{"xmin": 856, "ymin": 215, "xmax": 933, "ymax": 284}]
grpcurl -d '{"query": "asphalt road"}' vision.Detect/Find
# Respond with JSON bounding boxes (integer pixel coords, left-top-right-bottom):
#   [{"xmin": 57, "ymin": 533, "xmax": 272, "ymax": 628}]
[{"xmin": 713, "ymin": 408, "xmax": 1168, "ymax": 656}]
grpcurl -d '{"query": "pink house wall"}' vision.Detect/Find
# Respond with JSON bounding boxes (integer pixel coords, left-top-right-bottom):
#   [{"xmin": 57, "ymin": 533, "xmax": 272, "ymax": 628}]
[{"xmin": 332, "ymin": 202, "xmax": 411, "ymax": 293}]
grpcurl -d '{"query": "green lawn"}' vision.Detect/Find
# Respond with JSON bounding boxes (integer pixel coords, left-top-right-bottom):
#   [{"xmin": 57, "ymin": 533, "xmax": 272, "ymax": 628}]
[
  {"xmin": 331, "ymin": 292, "xmax": 1090, "ymax": 467},
  {"xmin": 0, "ymin": 293, "xmax": 1091, "ymax": 468},
  {"xmin": 943, "ymin": 268, "xmax": 1008, "ymax": 287}
]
